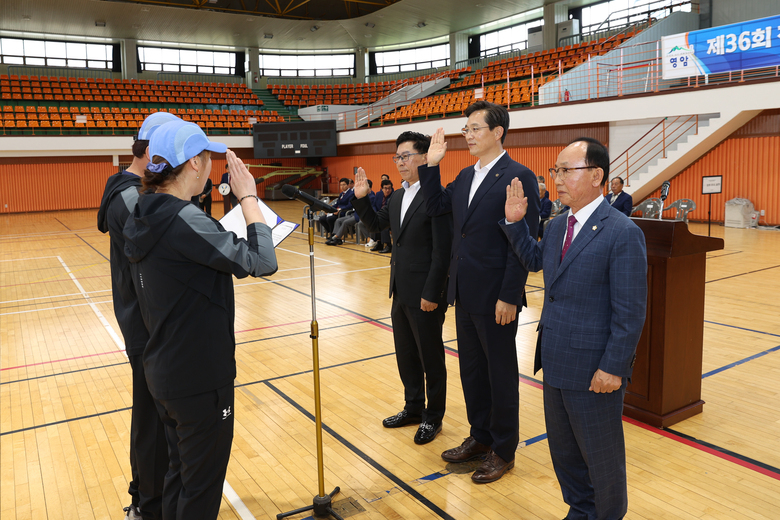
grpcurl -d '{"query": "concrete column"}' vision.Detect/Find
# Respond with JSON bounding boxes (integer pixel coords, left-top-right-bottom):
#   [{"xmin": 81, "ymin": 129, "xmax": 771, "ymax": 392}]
[
  {"xmin": 543, "ymin": 2, "xmax": 569, "ymax": 51},
  {"xmin": 355, "ymin": 47, "xmax": 367, "ymax": 83},
  {"xmin": 450, "ymin": 32, "xmax": 469, "ymax": 68},
  {"xmin": 248, "ymin": 47, "xmax": 260, "ymax": 85},
  {"xmin": 123, "ymin": 39, "xmax": 138, "ymax": 80}
]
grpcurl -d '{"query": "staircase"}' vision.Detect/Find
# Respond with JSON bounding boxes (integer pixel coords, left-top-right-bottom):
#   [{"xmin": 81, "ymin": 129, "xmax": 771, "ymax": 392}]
[
  {"xmin": 298, "ymin": 77, "xmax": 451, "ymax": 130},
  {"xmin": 616, "ymin": 109, "xmax": 763, "ymax": 201},
  {"xmin": 253, "ymin": 89, "xmax": 301, "ymax": 121}
]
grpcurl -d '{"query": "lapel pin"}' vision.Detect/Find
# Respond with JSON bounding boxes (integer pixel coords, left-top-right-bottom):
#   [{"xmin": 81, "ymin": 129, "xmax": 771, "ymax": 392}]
[
  {"xmin": 495, "ymin": 173, "xmax": 499, "ymax": 177},
  {"xmin": 592, "ymin": 225, "xmax": 597, "ymax": 231}
]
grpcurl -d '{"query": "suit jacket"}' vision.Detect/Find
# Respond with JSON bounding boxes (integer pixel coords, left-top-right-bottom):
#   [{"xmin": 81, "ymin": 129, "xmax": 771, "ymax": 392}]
[
  {"xmin": 501, "ymin": 198, "xmax": 647, "ymax": 391},
  {"xmin": 540, "ymin": 192, "xmax": 553, "ymax": 220},
  {"xmin": 419, "ymin": 153, "xmax": 540, "ymax": 315},
  {"xmin": 608, "ymin": 191, "xmax": 633, "ymax": 216},
  {"xmin": 353, "ymin": 187, "xmax": 452, "ymax": 307}
]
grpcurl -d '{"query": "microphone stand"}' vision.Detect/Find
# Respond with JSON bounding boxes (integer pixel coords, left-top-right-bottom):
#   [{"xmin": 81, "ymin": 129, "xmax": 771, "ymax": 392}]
[{"xmin": 277, "ymin": 207, "xmax": 343, "ymax": 520}]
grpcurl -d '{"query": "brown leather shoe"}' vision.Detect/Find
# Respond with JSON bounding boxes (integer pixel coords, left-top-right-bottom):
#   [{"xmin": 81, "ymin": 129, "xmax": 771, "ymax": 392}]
[
  {"xmin": 471, "ymin": 450, "xmax": 514, "ymax": 484},
  {"xmin": 441, "ymin": 436, "xmax": 490, "ymax": 463}
]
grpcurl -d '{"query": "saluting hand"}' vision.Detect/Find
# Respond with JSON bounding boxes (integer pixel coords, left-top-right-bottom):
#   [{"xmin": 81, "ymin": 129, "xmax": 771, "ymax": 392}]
[
  {"xmin": 505, "ymin": 177, "xmax": 528, "ymax": 224},
  {"xmin": 427, "ymin": 127, "xmax": 447, "ymax": 167},
  {"xmin": 354, "ymin": 167, "xmax": 370, "ymax": 199}
]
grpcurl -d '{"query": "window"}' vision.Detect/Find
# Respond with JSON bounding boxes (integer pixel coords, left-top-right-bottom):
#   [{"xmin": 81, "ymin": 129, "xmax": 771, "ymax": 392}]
[
  {"xmin": 259, "ymin": 53, "xmax": 354, "ymax": 77},
  {"xmin": 0, "ymin": 37, "xmax": 113, "ymax": 69},
  {"xmin": 138, "ymin": 46, "xmax": 236, "ymax": 75},
  {"xmin": 373, "ymin": 43, "xmax": 450, "ymax": 74},
  {"xmin": 478, "ymin": 19, "xmax": 544, "ymax": 59},
  {"xmin": 581, "ymin": 0, "xmax": 691, "ymax": 34}
]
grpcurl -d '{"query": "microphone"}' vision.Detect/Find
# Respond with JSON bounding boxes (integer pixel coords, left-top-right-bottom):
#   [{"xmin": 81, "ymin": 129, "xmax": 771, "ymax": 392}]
[
  {"xmin": 281, "ymin": 184, "xmax": 337, "ymax": 213},
  {"xmin": 660, "ymin": 181, "xmax": 670, "ymax": 202}
]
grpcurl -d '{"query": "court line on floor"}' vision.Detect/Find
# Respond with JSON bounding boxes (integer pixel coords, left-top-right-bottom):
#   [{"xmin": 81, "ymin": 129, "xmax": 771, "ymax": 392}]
[
  {"xmin": 627, "ymin": 418, "xmax": 780, "ymax": 481},
  {"xmin": 706, "ymin": 264, "xmax": 780, "ymax": 283},
  {"xmin": 1, "ymin": 314, "xmax": 373, "ymax": 375},
  {"xmin": 702, "ymin": 344, "xmax": 780, "ymax": 378},
  {"xmin": 265, "ymin": 381, "xmax": 457, "ymax": 520},
  {"xmin": 58, "ymin": 255, "xmax": 125, "ymax": 354},
  {"xmin": 0, "ymin": 299, "xmax": 114, "ymax": 316},
  {"xmin": 0, "ymin": 256, "xmax": 60, "ymax": 262}
]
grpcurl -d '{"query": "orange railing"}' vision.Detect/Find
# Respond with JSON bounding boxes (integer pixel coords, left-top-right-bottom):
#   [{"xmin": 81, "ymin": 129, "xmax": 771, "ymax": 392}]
[{"xmin": 610, "ymin": 114, "xmax": 698, "ymax": 187}]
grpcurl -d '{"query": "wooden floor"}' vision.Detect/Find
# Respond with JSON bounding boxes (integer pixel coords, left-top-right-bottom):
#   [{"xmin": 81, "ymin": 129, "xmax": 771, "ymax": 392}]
[{"xmin": 1, "ymin": 201, "xmax": 779, "ymax": 520}]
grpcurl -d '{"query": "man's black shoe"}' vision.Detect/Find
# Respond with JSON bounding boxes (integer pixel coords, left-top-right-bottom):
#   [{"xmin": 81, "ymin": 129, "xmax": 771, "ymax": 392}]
[
  {"xmin": 379, "ymin": 245, "xmax": 392, "ymax": 253},
  {"xmin": 414, "ymin": 422, "xmax": 442, "ymax": 445},
  {"xmin": 382, "ymin": 410, "xmax": 422, "ymax": 428},
  {"xmin": 370, "ymin": 243, "xmax": 383, "ymax": 252}
]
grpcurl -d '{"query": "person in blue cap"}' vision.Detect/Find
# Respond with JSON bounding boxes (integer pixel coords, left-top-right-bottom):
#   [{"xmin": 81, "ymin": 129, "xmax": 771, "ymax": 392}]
[
  {"xmin": 123, "ymin": 120, "xmax": 278, "ymax": 520},
  {"xmin": 97, "ymin": 110, "xmax": 181, "ymax": 520}
]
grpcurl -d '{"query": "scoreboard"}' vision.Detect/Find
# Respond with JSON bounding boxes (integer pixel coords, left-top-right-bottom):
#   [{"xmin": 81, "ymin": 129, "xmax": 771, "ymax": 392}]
[{"xmin": 252, "ymin": 120, "xmax": 337, "ymax": 159}]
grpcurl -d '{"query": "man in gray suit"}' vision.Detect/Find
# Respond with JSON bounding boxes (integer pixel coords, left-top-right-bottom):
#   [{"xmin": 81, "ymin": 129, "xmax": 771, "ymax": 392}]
[
  {"xmin": 352, "ymin": 131, "xmax": 453, "ymax": 445},
  {"xmin": 501, "ymin": 137, "xmax": 647, "ymax": 520}
]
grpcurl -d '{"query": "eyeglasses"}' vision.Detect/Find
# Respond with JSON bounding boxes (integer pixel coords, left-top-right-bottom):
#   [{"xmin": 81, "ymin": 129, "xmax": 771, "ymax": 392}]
[
  {"xmin": 548, "ymin": 166, "xmax": 595, "ymax": 180},
  {"xmin": 391, "ymin": 152, "xmax": 421, "ymax": 163},
  {"xmin": 461, "ymin": 125, "xmax": 490, "ymax": 136}
]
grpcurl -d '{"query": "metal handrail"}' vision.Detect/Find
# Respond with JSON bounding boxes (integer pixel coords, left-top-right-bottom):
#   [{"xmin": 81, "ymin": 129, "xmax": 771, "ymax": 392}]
[{"xmin": 610, "ymin": 114, "xmax": 698, "ymax": 186}]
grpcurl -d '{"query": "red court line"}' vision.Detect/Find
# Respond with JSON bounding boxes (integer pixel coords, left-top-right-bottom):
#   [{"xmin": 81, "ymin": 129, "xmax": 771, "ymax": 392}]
[
  {"xmin": 350, "ymin": 313, "xmax": 394, "ymax": 332},
  {"xmin": 623, "ymin": 417, "xmax": 780, "ymax": 482},
  {"xmin": 235, "ymin": 313, "xmax": 350, "ymax": 334},
  {"xmin": 4, "ymin": 313, "xmax": 359, "ymax": 371},
  {"xmin": 1, "ymin": 350, "xmax": 124, "ymax": 371}
]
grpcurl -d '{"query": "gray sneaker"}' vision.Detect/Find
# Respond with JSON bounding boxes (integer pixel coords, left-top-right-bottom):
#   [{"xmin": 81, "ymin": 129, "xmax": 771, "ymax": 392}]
[{"xmin": 123, "ymin": 505, "xmax": 142, "ymax": 520}]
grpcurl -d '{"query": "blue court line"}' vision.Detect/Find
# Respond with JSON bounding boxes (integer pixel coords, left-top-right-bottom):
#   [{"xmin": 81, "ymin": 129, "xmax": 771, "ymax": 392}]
[
  {"xmin": 704, "ymin": 320, "xmax": 780, "ymax": 338},
  {"xmin": 702, "ymin": 344, "xmax": 780, "ymax": 379}
]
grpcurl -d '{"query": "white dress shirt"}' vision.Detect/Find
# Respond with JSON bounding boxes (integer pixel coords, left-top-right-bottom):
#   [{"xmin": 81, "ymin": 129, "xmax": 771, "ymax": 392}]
[
  {"xmin": 400, "ymin": 180, "xmax": 421, "ymax": 225},
  {"xmin": 564, "ymin": 195, "xmax": 605, "ymax": 248},
  {"xmin": 468, "ymin": 151, "xmax": 506, "ymax": 206}
]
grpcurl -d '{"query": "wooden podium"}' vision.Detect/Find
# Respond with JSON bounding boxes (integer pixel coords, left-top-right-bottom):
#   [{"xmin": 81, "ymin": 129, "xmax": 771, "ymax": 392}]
[{"xmin": 624, "ymin": 219, "xmax": 724, "ymax": 428}]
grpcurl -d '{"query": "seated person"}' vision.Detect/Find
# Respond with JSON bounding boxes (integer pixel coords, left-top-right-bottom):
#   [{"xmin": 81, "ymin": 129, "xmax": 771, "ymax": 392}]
[
  {"xmin": 321, "ymin": 177, "xmax": 354, "ymax": 237},
  {"xmin": 370, "ymin": 180, "xmax": 393, "ymax": 252},
  {"xmin": 328, "ymin": 180, "xmax": 376, "ymax": 245}
]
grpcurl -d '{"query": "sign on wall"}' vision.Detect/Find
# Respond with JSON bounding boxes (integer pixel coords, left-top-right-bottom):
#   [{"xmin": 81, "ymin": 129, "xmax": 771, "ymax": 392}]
[{"xmin": 662, "ymin": 14, "xmax": 780, "ymax": 79}]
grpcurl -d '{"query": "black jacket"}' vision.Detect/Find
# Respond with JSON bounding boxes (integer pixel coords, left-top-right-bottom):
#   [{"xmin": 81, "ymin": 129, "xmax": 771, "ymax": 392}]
[
  {"xmin": 123, "ymin": 193, "xmax": 277, "ymax": 400},
  {"xmin": 352, "ymin": 186, "xmax": 452, "ymax": 307},
  {"xmin": 97, "ymin": 171, "xmax": 148, "ymax": 356}
]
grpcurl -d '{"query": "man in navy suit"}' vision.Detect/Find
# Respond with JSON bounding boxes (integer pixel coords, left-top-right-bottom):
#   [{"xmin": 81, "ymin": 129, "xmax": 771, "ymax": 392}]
[
  {"xmin": 321, "ymin": 177, "xmax": 354, "ymax": 237},
  {"xmin": 501, "ymin": 138, "xmax": 647, "ymax": 519},
  {"xmin": 352, "ymin": 131, "xmax": 452, "ymax": 445},
  {"xmin": 607, "ymin": 177, "xmax": 633, "ymax": 216},
  {"xmin": 419, "ymin": 101, "xmax": 540, "ymax": 483}
]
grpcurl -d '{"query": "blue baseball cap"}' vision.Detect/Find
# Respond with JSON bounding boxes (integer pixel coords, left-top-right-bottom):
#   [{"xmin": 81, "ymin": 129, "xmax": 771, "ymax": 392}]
[
  {"xmin": 136, "ymin": 111, "xmax": 181, "ymax": 141},
  {"xmin": 149, "ymin": 120, "xmax": 227, "ymax": 168}
]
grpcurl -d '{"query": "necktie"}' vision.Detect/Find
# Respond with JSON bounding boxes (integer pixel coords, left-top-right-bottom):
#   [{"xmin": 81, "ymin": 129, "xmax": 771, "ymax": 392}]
[{"xmin": 561, "ymin": 215, "xmax": 577, "ymax": 261}]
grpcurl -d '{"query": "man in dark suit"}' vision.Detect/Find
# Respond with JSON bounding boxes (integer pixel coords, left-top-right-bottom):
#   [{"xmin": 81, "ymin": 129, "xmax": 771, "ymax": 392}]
[
  {"xmin": 352, "ymin": 131, "xmax": 452, "ymax": 445},
  {"xmin": 501, "ymin": 138, "xmax": 647, "ymax": 520},
  {"xmin": 321, "ymin": 177, "xmax": 354, "ymax": 237},
  {"xmin": 539, "ymin": 182, "xmax": 553, "ymax": 239},
  {"xmin": 418, "ymin": 101, "xmax": 540, "ymax": 483},
  {"xmin": 607, "ymin": 177, "xmax": 633, "ymax": 216}
]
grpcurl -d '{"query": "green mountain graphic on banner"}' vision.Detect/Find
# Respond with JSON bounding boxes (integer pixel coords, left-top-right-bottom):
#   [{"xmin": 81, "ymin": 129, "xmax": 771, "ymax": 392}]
[{"xmin": 669, "ymin": 45, "xmax": 690, "ymax": 53}]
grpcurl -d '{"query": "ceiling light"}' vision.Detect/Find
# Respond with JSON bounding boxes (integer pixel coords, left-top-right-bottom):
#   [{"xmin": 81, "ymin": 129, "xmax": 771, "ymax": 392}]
[
  {"xmin": 310, "ymin": 25, "xmax": 319, "ymax": 32},
  {"xmin": 141, "ymin": 7, "xmax": 150, "ymax": 11},
  {"xmin": 22, "ymin": 15, "xmax": 31, "ymax": 21},
  {"xmin": 364, "ymin": 34, "xmax": 372, "ymax": 38},
  {"xmin": 415, "ymin": 22, "xmax": 427, "ymax": 28},
  {"xmin": 95, "ymin": 20, "xmax": 106, "ymax": 27},
  {"xmin": 264, "ymin": 33, "xmax": 274, "ymax": 39},
  {"xmin": 365, "ymin": 22, "xmax": 375, "ymax": 28}
]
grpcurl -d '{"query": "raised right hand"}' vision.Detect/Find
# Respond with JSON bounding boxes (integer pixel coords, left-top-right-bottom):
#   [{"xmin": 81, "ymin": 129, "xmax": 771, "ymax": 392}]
[
  {"xmin": 505, "ymin": 177, "xmax": 528, "ymax": 224},
  {"xmin": 227, "ymin": 150, "xmax": 256, "ymax": 200},
  {"xmin": 426, "ymin": 127, "xmax": 447, "ymax": 167},
  {"xmin": 354, "ymin": 167, "xmax": 370, "ymax": 199}
]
